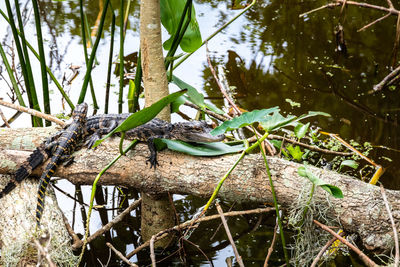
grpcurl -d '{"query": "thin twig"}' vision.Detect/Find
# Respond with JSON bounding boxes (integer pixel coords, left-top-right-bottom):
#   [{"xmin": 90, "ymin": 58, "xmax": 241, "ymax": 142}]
[
  {"xmin": 263, "ymin": 222, "xmax": 278, "ymax": 267},
  {"xmin": 0, "ymin": 107, "xmax": 10, "ymax": 127},
  {"xmin": 310, "ymin": 231, "xmax": 346, "ymax": 267},
  {"xmin": 61, "ymin": 213, "xmax": 81, "ymax": 247},
  {"xmin": 33, "ymin": 235, "xmax": 57, "ymax": 267},
  {"xmin": 299, "ymin": 3, "xmax": 339, "ymax": 18},
  {"xmin": 72, "ymin": 199, "xmax": 141, "ymax": 249},
  {"xmin": 0, "ymin": 99, "xmax": 66, "ymax": 126},
  {"xmin": 150, "ymin": 236, "xmax": 156, "ymax": 267},
  {"xmin": 380, "ymin": 184, "xmax": 399, "ymax": 267},
  {"xmin": 373, "ymin": 64, "xmax": 400, "ymax": 92},
  {"xmin": 106, "ymin": 242, "xmax": 138, "ymax": 267},
  {"xmin": 126, "ymin": 207, "xmax": 274, "ymax": 259},
  {"xmin": 357, "ymin": 12, "xmax": 391, "ymax": 32},
  {"xmin": 313, "ymin": 220, "xmax": 377, "ymax": 267},
  {"xmin": 215, "ymin": 202, "xmax": 245, "ymax": 267},
  {"xmin": 205, "ymin": 42, "xmax": 241, "ymax": 115}
]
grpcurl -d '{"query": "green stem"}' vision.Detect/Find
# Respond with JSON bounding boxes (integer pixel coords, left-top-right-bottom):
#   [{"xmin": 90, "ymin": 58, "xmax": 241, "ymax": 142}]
[
  {"xmin": 174, "ymin": 0, "xmax": 256, "ymax": 70},
  {"xmin": 78, "ymin": 0, "xmax": 110, "ymax": 104},
  {"xmin": 105, "ymin": 13, "xmax": 116, "ymax": 114},
  {"xmin": 78, "ymin": 140, "xmax": 138, "ymax": 265},
  {"xmin": 0, "ymin": 44, "xmax": 25, "ymax": 106},
  {"xmin": 255, "ymin": 130, "xmax": 290, "ymax": 266},
  {"xmin": 32, "ymin": 0, "xmax": 50, "ymax": 126},
  {"xmin": 118, "ymin": 0, "xmax": 125, "ymax": 113}
]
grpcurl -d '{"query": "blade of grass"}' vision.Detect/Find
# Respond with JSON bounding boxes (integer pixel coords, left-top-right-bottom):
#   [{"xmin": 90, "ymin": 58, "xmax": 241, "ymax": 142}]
[
  {"xmin": 79, "ymin": 0, "xmax": 99, "ymax": 111},
  {"xmin": 0, "ymin": 44, "xmax": 25, "ymax": 105},
  {"xmin": 14, "ymin": 0, "xmax": 41, "ymax": 126},
  {"xmin": 118, "ymin": 0, "xmax": 125, "ymax": 113},
  {"xmin": 0, "ymin": 9, "xmax": 74, "ymax": 109},
  {"xmin": 78, "ymin": 0, "xmax": 110, "ymax": 104},
  {"xmin": 31, "ymin": 0, "xmax": 50, "ymax": 126},
  {"xmin": 5, "ymin": 0, "xmax": 41, "ymax": 126},
  {"xmin": 105, "ymin": 12, "xmax": 116, "ymax": 114}
]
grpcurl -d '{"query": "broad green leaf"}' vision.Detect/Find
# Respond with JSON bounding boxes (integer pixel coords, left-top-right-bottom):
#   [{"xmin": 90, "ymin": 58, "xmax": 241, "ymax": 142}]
[
  {"xmin": 211, "ymin": 107, "xmax": 279, "ymax": 135},
  {"xmin": 298, "ymin": 166, "xmax": 343, "ymax": 198},
  {"xmin": 286, "ymin": 145, "xmax": 303, "ymax": 161},
  {"xmin": 294, "ymin": 122, "xmax": 309, "ymax": 139},
  {"xmin": 160, "ymin": 0, "xmax": 202, "ymax": 52},
  {"xmin": 259, "ymin": 111, "xmax": 296, "ymax": 132},
  {"xmin": 339, "ymin": 160, "xmax": 359, "ymax": 171},
  {"xmin": 171, "ymin": 95, "xmax": 187, "ymax": 113},
  {"xmin": 161, "ymin": 139, "xmax": 244, "ymax": 156},
  {"xmin": 93, "ymin": 90, "xmax": 187, "ymax": 148},
  {"xmin": 172, "ymin": 75, "xmax": 224, "ymax": 114}
]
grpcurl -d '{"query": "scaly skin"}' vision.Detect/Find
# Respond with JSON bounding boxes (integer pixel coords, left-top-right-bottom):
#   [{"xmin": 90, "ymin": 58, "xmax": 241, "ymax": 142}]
[{"xmin": 36, "ymin": 103, "xmax": 88, "ymax": 226}]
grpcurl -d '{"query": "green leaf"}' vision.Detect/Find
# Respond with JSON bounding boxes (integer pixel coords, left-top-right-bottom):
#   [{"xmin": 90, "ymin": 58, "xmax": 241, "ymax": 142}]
[
  {"xmin": 172, "ymin": 75, "xmax": 224, "ymax": 114},
  {"xmin": 339, "ymin": 160, "xmax": 359, "ymax": 171},
  {"xmin": 160, "ymin": 0, "xmax": 202, "ymax": 52},
  {"xmin": 289, "ymin": 111, "xmax": 330, "ymax": 126},
  {"xmin": 161, "ymin": 139, "xmax": 244, "ymax": 156},
  {"xmin": 294, "ymin": 122, "xmax": 309, "ymax": 139},
  {"xmin": 298, "ymin": 166, "xmax": 344, "ymax": 198},
  {"xmin": 286, "ymin": 145, "xmax": 303, "ymax": 161},
  {"xmin": 211, "ymin": 107, "xmax": 279, "ymax": 135},
  {"xmin": 93, "ymin": 90, "xmax": 187, "ymax": 148},
  {"xmin": 259, "ymin": 111, "xmax": 296, "ymax": 132}
]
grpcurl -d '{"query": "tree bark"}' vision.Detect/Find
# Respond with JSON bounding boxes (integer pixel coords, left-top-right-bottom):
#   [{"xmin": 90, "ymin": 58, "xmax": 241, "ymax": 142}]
[
  {"xmin": 139, "ymin": 0, "xmax": 174, "ymax": 248},
  {"xmin": 0, "ymin": 127, "xmax": 399, "ymax": 252}
]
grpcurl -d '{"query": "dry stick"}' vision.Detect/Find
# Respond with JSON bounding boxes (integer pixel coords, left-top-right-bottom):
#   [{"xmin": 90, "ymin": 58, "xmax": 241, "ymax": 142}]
[
  {"xmin": 72, "ymin": 199, "xmax": 142, "ymax": 249},
  {"xmin": 106, "ymin": 242, "xmax": 138, "ymax": 267},
  {"xmin": 61, "ymin": 213, "xmax": 81, "ymax": 247},
  {"xmin": 373, "ymin": 64, "xmax": 400, "ymax": 92},
  {"xmin": 313, "ymin": 220, "xmax": 377, "ymax": 267},
  {"xmin": 310, "ymin": 231, "xmax": 346, "ymax": 267},
  {"xmin": 215, "ymin": 202, "xmax": 245, "ymax": 267},
  {"xmin": 386, "ymin": 0, "xmax": 394, "ymax": 9},
  {"xmin": 33, "ymin": 239, "xmax": 57, "ymax": 267},
  {"xmin": 263, "ymin": 222, "xmax": 278, "ymax": 267},
  {"xmin": 299, "ymin": 3, "xmax": 340, "ymax": 17},
  {"xmin": 358, "ymin": 12, "xmax": 391, "ymax": 32},
  {"xmin": 0, "ymin": 107, "xmax": 10, "ymax": 127},
  {"xmin": 150, "ymin": 235, "xmax": 156, "ymax": 267},
  {"xmin": 205, "ymin": 42, "xmax": 241, "ymax": 115},
  {"xmin": 126, "ymin": 207, "xmax": 274, "ymax": 259},
  {"xmin": 0, "ymin": 99, "xmax": 66, "ymax": 126},
  {"xmin": 380, "ymin": 184, "xmax": 399, "ymax": 267}
]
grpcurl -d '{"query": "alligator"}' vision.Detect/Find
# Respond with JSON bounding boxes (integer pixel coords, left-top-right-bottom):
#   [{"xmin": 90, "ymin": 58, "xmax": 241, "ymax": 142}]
[
  {"xmin": 0, "ymin": 113, "xmax": 224, "ymax": 199},
  {"xmin": 36, "ymin": 102, "xmax": 88, "ymax": 226},
  {"xmin": 0, "ymin": 113, "xmax": 129, "ymax": 199},
  {"xmin": 121, "ymin": 118, "xmax": 225, "ymax": 168}
]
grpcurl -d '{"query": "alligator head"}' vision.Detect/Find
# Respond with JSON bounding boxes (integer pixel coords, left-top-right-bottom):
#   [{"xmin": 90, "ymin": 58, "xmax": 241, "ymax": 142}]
[{"xmin": 170, "ymin": 120, "xmax": 225, "ymax": 143}]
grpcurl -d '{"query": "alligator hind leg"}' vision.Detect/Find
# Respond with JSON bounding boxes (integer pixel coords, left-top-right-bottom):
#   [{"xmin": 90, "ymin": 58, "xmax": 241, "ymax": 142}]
[{"xmin": 146, "ymin": 138, "xmax": 159, "ymax": 169}]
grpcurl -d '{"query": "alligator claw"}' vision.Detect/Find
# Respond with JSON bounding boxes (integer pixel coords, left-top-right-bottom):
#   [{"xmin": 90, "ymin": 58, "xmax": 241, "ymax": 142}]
[{"xmin": 146, "ymin": 156, "xmax": 159, "ymax": 169}]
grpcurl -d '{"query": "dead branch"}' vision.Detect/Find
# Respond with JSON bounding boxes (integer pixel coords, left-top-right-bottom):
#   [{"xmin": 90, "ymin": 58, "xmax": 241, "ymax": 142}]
[
  {"xmin": 0, "ymin": 127, "xmax": 399, "ymax": 253},
  {"xmin": 313, "ymin": 220, "xmax": 377, "ymax": 267}
]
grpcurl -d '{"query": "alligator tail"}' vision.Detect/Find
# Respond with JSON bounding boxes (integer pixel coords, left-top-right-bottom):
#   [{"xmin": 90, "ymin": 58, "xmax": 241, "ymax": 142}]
[
  {"xmin": 36, "ymin": 160, "xmax": 57, "ymax": 226},
  {"xmin": 0, "ymin": 144, "xmax": 50, "ymax": 199}
]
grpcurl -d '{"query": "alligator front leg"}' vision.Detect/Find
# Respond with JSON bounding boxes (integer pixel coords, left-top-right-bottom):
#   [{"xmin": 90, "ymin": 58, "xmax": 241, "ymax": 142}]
[{"xmin": 146, "ymin": 137, "xmax": 159, "ymax": 169}]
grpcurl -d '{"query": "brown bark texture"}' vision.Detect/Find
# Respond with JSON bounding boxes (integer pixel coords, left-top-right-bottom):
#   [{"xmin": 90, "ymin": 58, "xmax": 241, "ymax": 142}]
[
  {"xmin": 0, "ymin": 127, "xmax": 399, "ymax": 252},
  {"xmin": 139, "ymin": 0, "xmax": 173, "ymax": 246}
]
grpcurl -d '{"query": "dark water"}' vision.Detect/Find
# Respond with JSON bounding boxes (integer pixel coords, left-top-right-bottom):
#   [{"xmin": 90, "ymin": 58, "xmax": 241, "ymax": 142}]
[{"xmin": 0, "ymin": 0, "xmax": 398, "ymax": 265}]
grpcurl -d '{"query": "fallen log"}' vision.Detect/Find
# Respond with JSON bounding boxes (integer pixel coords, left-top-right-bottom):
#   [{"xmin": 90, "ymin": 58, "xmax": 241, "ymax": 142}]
[{"xmin": 0, "ymin": 127, "xmax": 399, "ymax": 253}]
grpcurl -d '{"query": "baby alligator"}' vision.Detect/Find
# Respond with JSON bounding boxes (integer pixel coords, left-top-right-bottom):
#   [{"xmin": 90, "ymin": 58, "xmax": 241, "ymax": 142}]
[
  {"xmin": 121, "ymin": 118, "xmax": 225, "ymax": 168},
  {"xmin": 36, "ymin": 103, "xmax": 88, "ymax": 226}
]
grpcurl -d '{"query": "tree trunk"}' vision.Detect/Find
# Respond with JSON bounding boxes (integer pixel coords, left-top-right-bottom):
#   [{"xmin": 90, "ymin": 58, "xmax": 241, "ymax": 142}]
[
  {"xmin": 0, "ymin": 127, "xmax": 398, "ymax": 253},
  {"xmin": 139, "ymin": 0, "xmax": 174, "ymax": 248}
]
